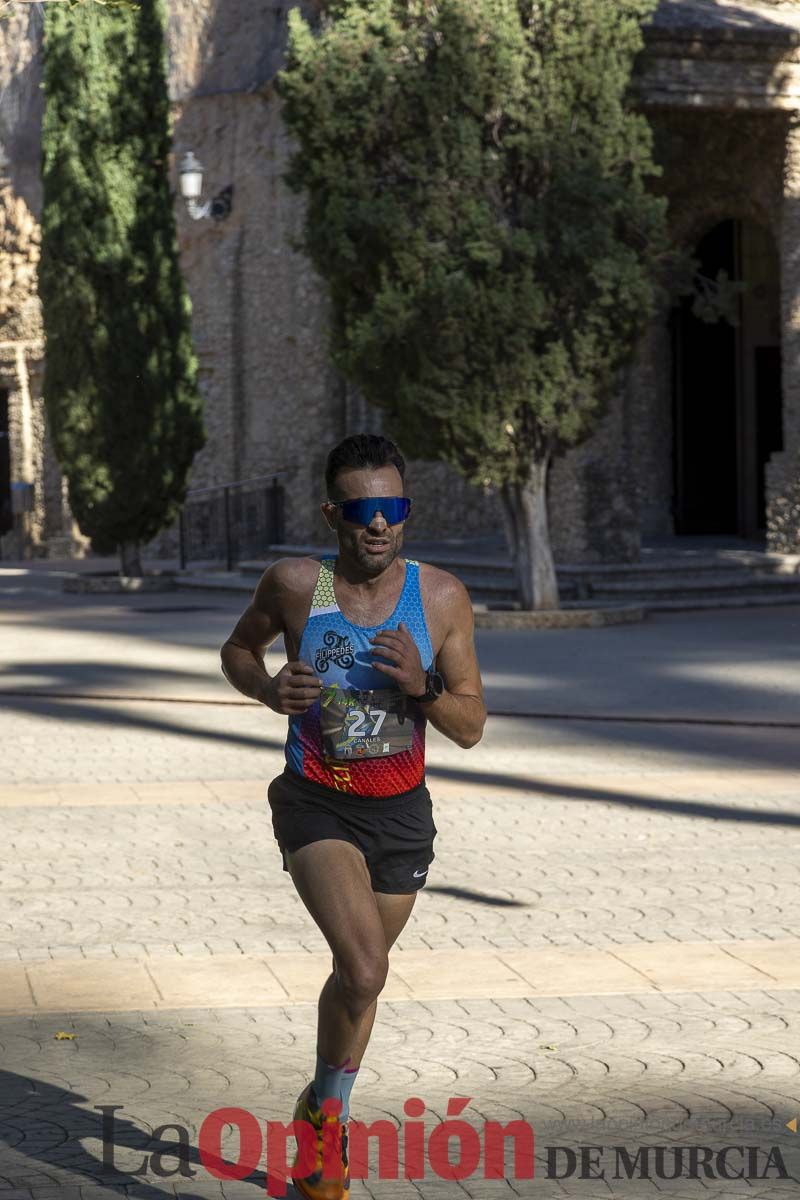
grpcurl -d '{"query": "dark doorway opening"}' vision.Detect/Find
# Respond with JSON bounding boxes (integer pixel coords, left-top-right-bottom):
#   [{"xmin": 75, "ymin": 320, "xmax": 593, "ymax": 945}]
[
  {"xmin": 671, "ymin": 217, "xmax": 782, "ymax": 537},
  {"xmin": 0, "ymin": 390, "xmax": 11, "ymax": 539}
]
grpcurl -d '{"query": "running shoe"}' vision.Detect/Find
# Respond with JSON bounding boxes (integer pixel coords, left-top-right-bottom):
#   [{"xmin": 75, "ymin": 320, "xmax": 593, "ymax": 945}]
[{"xmin": 292, "ymin": 1083, "xmax": 350, "ymax": 1200}]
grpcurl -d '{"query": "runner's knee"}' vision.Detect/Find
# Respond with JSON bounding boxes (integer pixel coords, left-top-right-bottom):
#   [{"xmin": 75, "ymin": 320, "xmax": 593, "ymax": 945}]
[{"xmin": 335, "ymin": 951, "xmax": 389, "ymax": 1011}]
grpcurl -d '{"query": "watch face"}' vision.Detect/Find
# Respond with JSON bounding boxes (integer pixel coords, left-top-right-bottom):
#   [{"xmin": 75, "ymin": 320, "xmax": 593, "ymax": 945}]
[{"xmin": 427, "ymin": 669, "xmax": 443, "ymax": 697}]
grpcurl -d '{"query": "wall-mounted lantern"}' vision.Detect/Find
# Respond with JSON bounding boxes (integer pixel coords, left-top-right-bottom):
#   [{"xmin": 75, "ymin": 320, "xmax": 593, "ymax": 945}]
[{"xmin": 179, "ymin": 151, "xmax": 233, "ymax": 222}]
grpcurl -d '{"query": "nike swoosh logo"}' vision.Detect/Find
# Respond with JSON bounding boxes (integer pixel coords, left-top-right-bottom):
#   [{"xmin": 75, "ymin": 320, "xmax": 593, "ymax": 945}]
[{"xmin": 413, "ymin": 868, "xmax": 428, "ymax": 878}]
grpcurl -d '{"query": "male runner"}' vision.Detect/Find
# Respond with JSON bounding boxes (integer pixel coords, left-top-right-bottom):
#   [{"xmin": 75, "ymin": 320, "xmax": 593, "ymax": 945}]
[{"xmin": 220, "ymin": 433, "xmax": 486, "ymax": 1199}]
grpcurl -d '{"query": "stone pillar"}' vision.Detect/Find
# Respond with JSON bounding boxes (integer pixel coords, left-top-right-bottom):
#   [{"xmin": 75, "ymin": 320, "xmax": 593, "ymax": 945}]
[
  {"xmin": 766, "ymin": 114, "xmax": 800, "ymax": 553},
  {"xmin": 548, "ymin": 370, "xmax": 642, "ymax": 564},
  {"xmin": 2, "ymin": 343, "xmax": 35, "ymax": 558},
  {"xmin": 629, "ymin": 309, "xmax": 675, "ymax": 540}
]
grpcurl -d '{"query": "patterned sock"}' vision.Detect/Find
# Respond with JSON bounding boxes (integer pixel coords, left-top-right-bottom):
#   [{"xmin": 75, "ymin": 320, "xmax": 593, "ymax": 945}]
[
  {"xmin": 339, "ymin": 1065, "xmax": 359, "ymax": 1122},
  {"xmin": 312, "ymin": 1050, "xmax": 351, "ymax": 1113}
]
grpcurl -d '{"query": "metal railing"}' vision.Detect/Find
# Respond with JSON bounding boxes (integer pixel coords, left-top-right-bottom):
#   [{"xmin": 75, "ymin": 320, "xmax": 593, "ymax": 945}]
[{"xmin": 178, "ymin": 472, "xmax": 287, "ymax": 571}]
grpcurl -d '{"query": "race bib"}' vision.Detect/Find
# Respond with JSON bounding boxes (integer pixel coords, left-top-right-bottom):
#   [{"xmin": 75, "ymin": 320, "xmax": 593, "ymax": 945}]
[{"xmin": 319, "ymin": 685, "xmax": 415, "ymax": 761}]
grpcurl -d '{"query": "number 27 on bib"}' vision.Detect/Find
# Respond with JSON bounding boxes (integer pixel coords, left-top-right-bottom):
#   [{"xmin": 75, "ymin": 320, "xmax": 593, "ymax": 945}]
[{"xmin": 319, "ymin": 685, "xmax": 415, "ymax": 761}]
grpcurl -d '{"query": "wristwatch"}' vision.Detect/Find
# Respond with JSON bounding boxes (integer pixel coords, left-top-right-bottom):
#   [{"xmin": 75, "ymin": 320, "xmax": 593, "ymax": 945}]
[{"xmin": 411, "ymin": 667, "xmax": 445, "ymax": 704}]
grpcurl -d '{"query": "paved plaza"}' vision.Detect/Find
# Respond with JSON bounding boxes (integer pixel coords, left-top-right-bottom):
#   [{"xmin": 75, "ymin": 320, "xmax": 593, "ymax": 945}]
[{"xmin": 1, "ymin": 566, "xmax": 799, "ymax": 1198}]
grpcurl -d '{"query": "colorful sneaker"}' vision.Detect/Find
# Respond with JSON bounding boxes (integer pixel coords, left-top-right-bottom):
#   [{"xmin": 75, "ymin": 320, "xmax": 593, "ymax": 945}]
[{"xmin": 292, "ymin": 1083, "xmax": 350, "ymax": 1200}]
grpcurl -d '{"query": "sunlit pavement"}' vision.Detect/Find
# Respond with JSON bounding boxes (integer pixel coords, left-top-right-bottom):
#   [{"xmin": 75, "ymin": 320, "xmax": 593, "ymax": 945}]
[{"xmin": 0, "ymin": 566, "xmax": 799, "ymax": 1197}]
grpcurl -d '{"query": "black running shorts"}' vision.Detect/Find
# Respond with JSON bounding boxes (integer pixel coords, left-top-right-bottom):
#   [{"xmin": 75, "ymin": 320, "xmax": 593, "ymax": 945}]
[{"xmin": 267, "ymin": 767, "xmax": 437, "ymax": 894}]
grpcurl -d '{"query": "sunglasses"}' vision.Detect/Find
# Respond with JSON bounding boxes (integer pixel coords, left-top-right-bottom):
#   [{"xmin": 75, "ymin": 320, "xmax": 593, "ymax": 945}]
[{"xmin": 327, "ymin": 496, "xmax": 412, "ymax": 525}]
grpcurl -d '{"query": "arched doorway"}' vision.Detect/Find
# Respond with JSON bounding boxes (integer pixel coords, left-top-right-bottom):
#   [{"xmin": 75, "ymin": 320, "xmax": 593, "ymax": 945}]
[{"xmin": 670, "ymin": 217, "xmax": 782, "ymax": 538}]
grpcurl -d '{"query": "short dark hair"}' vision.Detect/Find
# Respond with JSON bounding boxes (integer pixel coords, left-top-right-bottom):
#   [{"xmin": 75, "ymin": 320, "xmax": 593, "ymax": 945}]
[{"xmin": 325, "ymin": 434, "xmax": 406, "ymax": 498}]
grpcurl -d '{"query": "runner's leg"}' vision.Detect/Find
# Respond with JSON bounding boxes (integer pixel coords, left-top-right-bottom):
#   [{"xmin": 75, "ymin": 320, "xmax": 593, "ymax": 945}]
[
  {"xmin": 341, "ymin": 890, "xmax": 417, "ymax": 1067},
  {"xmin": 287, "ymin": 838, "xmax": 402, "ymax": 1065}
]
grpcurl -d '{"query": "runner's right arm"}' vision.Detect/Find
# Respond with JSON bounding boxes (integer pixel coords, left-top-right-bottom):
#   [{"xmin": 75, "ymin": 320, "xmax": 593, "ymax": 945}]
[{"xmin": 220, "ymin": 559, "xmax": 322, "ymax": 715}]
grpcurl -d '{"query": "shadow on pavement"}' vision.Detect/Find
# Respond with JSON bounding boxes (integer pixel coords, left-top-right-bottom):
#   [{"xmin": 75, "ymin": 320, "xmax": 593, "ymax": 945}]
[
  {"xmin": 0, "ymin": 690, "xmax": 283, "ymax": 754},
  {"xmin": 426, "ymin": 886, "xmax": 528, "ymax": 907},
  {"xmin": 1, "ymin": 690, "xmax": 798, "ymax": 826},
  {"xmin": 426, "ymin": 763, "xmax": 800, "ymax": 828},
  {"xmin": 0, "ymin": 1068, "xmax": 297, "ymax": 1197}
]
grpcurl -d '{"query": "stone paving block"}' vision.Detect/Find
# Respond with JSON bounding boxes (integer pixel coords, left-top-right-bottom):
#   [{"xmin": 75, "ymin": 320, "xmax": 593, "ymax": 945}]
[
  {"xmin": 81, "ymin": 946, "xmax": 118, "ymax": 961},
  {"xmin": 722, "ymin": 940, "xmax": 800, "ymax": 987},
  {"xmin": 356, "ymin": 1186, "xmax": 425, "ymax": 1198},
  {"xmin": 610, "ymin": 943, "xmax": 776, "ymax": 992},
  {"xmin": 57, "ymin": 784, "xmax": 142, "ymax": 807},
  {"xmin": 459, "ymin": 1181, "xmax": 515, "ymax": 1198},
  {"xmin": 25, "ymin": 961, "xmax": 158, "ymax": 1011},
  {"xmin": 22, "ymin": 1190, "xmax": 83, "ymax": 1200},
  {"xmin": 174, "ymin": 945, "xmax": 214, "ymax": 958},
  {"xmin": 147, "ymin": 955, "xmax": 289, "ymax": 1007},
  {"xmin": 79, "ymin": 1191, "xmax": 142, "ymax": 1200},
  {"xmin": 388, "ymin": 954, "xmax": 531, "ymax": 1001},
  {"xmin": 172, "ymin": 1184, "xmax": 228, "ymax": 1198},
  {"xmin": 107, "ymin": 1187, "xmax": 171, "ymax": 1199},
  {"xmin": 412, "ymin": 1186, "xmax": 470, "ymax": 1199},
  {"xmin": 256, "ymin": 953, "xmax": 333, "ymax": 1004},
  {"xmin": 0, "ymin": 789, "xmax": 62, "ymax": 808},
  {"xmin": 498, "ymin": 948, "xmax": 650, "ymax": 997},
  {"xmin": 203, "ymin": 781, "xmax": 268, "ymax": 804},
  {"xmin": 16, "ymin": 950, "xmax": 53, "ymax": 965},
  {"xmin": 0, "ymin": 966, "xmax": 32, "ymax": 1011},
  {"xmin": 112, "ymin": 946, "xmax": 150, "ymax": 960},
  {"xmin": 132, "ymin": 782, "xmax": 216, "ymax": 805}
]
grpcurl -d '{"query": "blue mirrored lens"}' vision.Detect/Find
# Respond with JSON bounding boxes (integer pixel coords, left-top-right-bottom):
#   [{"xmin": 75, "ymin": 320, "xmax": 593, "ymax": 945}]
[{"xmin": 340, "ymin": 497, "xmax": 411, "ymax": 525}]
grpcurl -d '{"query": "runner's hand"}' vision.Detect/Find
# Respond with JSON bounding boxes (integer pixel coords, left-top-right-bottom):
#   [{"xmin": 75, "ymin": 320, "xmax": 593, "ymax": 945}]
[
  {"xmin": 264, "ymin": 661, "xmax": 322, "ymax": 715},
  {"xmin": 369, "ymin": 622, "xmax": 427, "ymax": 696}
]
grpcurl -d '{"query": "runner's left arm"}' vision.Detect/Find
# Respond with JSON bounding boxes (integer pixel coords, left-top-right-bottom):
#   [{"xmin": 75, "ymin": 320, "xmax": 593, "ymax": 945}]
[{"xmin": 370, "ymin": 578, "xmax": 486, "ymax": 749}]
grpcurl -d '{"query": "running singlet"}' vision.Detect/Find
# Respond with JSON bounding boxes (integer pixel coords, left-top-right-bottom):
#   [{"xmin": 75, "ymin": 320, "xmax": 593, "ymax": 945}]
[{"xmin": 285, "ymin": 557, "xmax": 434, "ymax": 797}]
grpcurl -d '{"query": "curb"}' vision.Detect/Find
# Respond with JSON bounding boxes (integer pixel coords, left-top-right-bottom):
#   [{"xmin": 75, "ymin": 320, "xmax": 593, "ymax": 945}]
[
  {"xmin": 474, "ymin": 604, "xmax": 645, "ymax": 629},
  {"xmin": 62, "ymin": 574, "xmax": 177, "ymax": 594}
]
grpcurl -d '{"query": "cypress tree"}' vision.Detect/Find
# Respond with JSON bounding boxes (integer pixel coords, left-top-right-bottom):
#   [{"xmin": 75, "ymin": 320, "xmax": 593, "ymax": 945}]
[
  {"xmin": 39, "ymin": 0, "xmax": 204, "ymax": 576},
  {"xmin": 279, "ymin": 0, "xmax": 681, "ymax": 608}
]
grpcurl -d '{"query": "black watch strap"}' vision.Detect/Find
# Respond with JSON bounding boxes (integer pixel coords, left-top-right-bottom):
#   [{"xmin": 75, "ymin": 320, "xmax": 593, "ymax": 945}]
[{"xmin": 412, "ymin": 667, "xmax": 444, "ymax": 704}]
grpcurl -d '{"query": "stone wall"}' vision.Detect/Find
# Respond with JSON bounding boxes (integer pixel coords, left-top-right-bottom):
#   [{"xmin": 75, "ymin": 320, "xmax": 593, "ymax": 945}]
[
  {"xmin": 768, "ymin": 112, "xmax": 800, "ymax": 550},
  {"xmin": 163, "ymin": 0, "xmax": 504, "ymax": 548},
  {"xmin": 2, "ymin": 1, "xmax": 800, "ymax": 564}
]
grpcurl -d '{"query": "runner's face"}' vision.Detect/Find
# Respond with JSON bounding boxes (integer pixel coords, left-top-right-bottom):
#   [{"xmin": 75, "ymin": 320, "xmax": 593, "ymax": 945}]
[{"xmin": 323, "ymin": 465, "xmax": 406, "ymax": 573}]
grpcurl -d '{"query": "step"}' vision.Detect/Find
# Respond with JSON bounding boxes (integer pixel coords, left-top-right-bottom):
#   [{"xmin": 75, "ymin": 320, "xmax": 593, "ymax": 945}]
[
  {"xmin": 238, "ymin": 549, "xmax": 516, "ymax": 574},
  {"xmin": 234, "ymin": 557, "xmax": 582, "ymax": 602},
  {"xmin": 241, "ymin": 547, "xmax": 754, "ymax": 578},
  {"xmin": 176, "ymin": 571, "xmax": 254, "ymax": 592},
  {"xmin": 591, "ymin": 573, "xmax": 800, "ymax": 599},
  {"xmin": 643, "ymin": 592, "xmax": 800, "ymax": 612},
  {"xmin": 240, "ymin": 545, "xmax": 800, "ymax": 584},
  {"xmin": 175, "ymin": 572, "xmax": 800, "ymax": 614}
]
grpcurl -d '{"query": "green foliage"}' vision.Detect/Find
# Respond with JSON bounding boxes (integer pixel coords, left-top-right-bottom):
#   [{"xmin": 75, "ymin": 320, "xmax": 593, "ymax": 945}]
[
  {"xmin": 39, "ymin": 0, "xmax": 204, "ymax": 555},
  {"xmin": 690, "ymin": 268, "xmax": 747, "ymax": 327},
  {"xmin": 279, "ymin": 0, "xmax": 672, "ymax": 486}
]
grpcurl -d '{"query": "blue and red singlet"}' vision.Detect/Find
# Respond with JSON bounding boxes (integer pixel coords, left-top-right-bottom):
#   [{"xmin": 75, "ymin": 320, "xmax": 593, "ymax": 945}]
[{"xmin": 285, "ymin": 557, "xmax": 433, "ymax": 797}]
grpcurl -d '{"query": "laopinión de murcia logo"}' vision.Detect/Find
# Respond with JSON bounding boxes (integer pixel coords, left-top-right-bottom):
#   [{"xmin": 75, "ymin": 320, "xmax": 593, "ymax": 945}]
[{"xmin": 95, "ymin": 1099, "xmax": 791, "ymax": 1195}]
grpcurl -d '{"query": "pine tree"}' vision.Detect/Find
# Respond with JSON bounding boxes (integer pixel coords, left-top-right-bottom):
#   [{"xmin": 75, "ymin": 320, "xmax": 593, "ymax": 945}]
[
  {"xmin": 279, "ymin": 0, "xmax": 677, "ymax": 608},
  {"xmin": 39, "ymin": 0, "xmax": 204, "ymax": 576}
]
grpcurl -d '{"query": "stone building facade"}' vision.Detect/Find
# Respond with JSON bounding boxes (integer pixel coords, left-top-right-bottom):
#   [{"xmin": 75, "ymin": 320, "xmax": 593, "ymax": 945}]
[{"xmin": 1, "ymin": 0, "xmax": 800, "ymax": 563}]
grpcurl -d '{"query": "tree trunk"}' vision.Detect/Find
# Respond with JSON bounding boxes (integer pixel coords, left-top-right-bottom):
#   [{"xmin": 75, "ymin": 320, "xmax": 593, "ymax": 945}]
[
  {"xmin": 499, "ymin": 456, "xmax": 559, "ymax": 611},
  {"xmin": 119, "ymin": 540, "xmax": 143, "ymax": 578}
]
